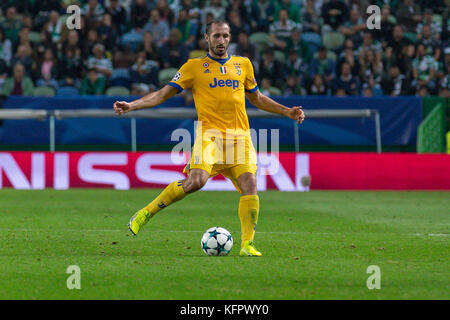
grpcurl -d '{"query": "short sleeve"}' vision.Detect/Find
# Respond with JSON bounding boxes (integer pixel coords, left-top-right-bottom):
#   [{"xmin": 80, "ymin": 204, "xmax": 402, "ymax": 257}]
[
  {"xmin": 168, "ymin": 60, "xmax": 194, "ymax": 93},
  {"xmin": 244, "ymin": 58, "xmax": 259, "ymax": 93}
]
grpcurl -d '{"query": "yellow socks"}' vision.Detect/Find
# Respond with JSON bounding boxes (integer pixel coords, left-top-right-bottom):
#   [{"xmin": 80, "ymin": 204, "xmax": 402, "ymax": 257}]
[
  {"xmin": 142, "ymin": 180, "xmax": 187, "ymax": 218},
  {"xmin": 238, "ymin": 195, "xmax": 260, "ymax": 247}
]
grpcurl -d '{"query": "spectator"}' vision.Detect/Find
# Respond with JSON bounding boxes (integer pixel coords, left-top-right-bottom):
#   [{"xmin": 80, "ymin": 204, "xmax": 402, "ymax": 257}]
[
  {"xmin": 375, "ymin": 0, "xmax": 400, "ymax": 11},
  {"xmin": 339, "ymin": 9, "xmax": 366, "ymax": 46},
  {"xmin": 0, "ymin": 59, "xmax": 8, "ymax": 93},
  {"xmin": 130, "ymin": 0, "xmax": 150, "ymax": 30},
  {"xmin": 339, "ymin": 40, "xmax": 360, "ymax": 76},
  {"xmin": 130, "ymin": 51, "xmax": 159, "ymax": 87},
  {"xmin": 274, "ymin": 0, "xmax": 301, "ymax": 24},
  {"xmin": 97, "ymin": 13, "xmax": 119, "ymax": 51},
  {"xmin": 285, "ymin": 49, "xmax": 306, "ymax": 79},
  {"xmin": 259, "ymin": 77, "xmax": 273, "ymax": 96},
  {"xmin": 371, "ymin": 5, "xmax": 395, "ymax": 45},
  {"xmin": 44, "ymin": 10, "xmax": 63, "ymax": 44},
  {"xmin": 106, "ymin": 0, "xmax": 128, "ymax": 34},
  {"xmin": 386, "ymin": 25, "xmax": 414, "ymax": 75},
  {"xmin": 397, "ymin": 0, "xmax": 422, "ymax": 32},
  {"xmin": 381, "ymin": 65, "xmax": 411, "ymax": 96},
  {"xmin": 80, "ymin": 68, "xmax": 106, "ymax": 95},
  {"xmin": 285, "ymin": 28, "xmax": 311, "ymax": 63},
  {"xmin": 200, "ymin": 12, "xmax": 215, "ymax": 36},
  {"xmin": 416, "ymin": 85, "xmax": 429, "ymax": 97},
  {"xmin": 155, "ymin": 0, "xmax": 176, "ymax": 27},
  {"xmin": 82, "ymin": 0, "xmax": 106, "ymax": 27},
  {"xmin": 178, "ymin": 0, "xmax": 201, "ymax": 31},
  {"xmin": 144, "ymin": 9, "xmax": 170, "ymax": 47},
  {"xmin": 417, "ymin": 25, "xmax": 441, "ymax": 55},
  {"xmin": 250, "ymin": 0, "xmax": 275, "ymax": 33},
  {"xmin": 332, "ymin": 62, "xmax": 360, "ymax": 95},
  {"xmin": 269, "ymin": 9, "xmax": 299, "ymax": 51},
  {"xmin": 357, "ymin": 31, "xmax": 382, "ymax": 58},
  {"xmin": 175, "ymin": 9, "xmax": 198, "ymax": 50},
  {"xmin": 35, "ymin": 30, "xmax": 58, "ymax": 59},
  {"xmin": 301, "ymin": 0, "xmax": 320, "ymax": 34},
  {"xmin": 308, "ymin": 46, "xmax": 336, "ymax": 85},
  {"xmin": 362, "ymin": 86, "xmax": 374, "ymax": 97},
  {"xmin": 138, "ymin": 32, "xmax": 160, "ymax": 63},
  {"xmin": 359, "ymin": 49, "xmax": 383, "ymax": 94},
  {"xmin": 258, "ymin": 49, "xmax": 285, "ymax": 88},
  {"xmin": 1, "ymin": 63, "xmax": 34, "ymax": 96},
  {"xmin": 283, "ymin": 74, "xmax": 304, "ymax": 96},
  {"xmin": 228, "ymin": 9, "xmax": 250, "ymax": 41},
  {"xmin": 60, "ymin": 45, "xmax": 83, "ymax": 88},
  {"xmin": 234, "ymin": 32, "xmax": 259, "ymax": 64},
  {"xmin": 36, "ymin": 48, "xmax": 59, "ymax": 89},
  {"xmin": 321, "ymin": 0, "xmax": 349, "ymax": 32},
  {"xmin": 307, "ymin": 74, "xmax": 328, "ymax": 95},
  {"xmin": 112, "ymin": 49, "xmax": 135, "ymax": 70},
  {"xmin": 226, "ymin": 0, "xmax": 251, "ymax": 24},
  {"xmin": 0, "ymin": 28, "xmax": 13, "ymax": 67},
  {"xmin": 87, "ymin": 43, "xmax": 113, "ymax": 79},
  {"xmin": 1, "ymin": 6, "xmax": 23, "ymax": 45},
  {"xmin": 160, "ymin": 28, "xmax": 189, "ymax": 69},
  {"xmin": 16, "ymin": 27, "xmax": 33, "ymax": 59},
  {"xmin": 62, "ymin": 30, "xmax": 83, "ymax": 60},
  {"xmin": 416, "ymin": 9, "xmax": 442, "ymax": 39},
  {"xmin": 11, "ymin": 44, "xmax": 32, "ymax": 75},
  {"xmin": 347, "ymin": 0, "xmax": 370, "ymax": 17},
  {"xmin": 202, "ymin": 0, "xmax": 226, "ymax": 26},
  {"xmin": 85, "ymin": 29, "xmax": 101, "ymax": 59},
  {"xmin": 411, "ymin": 43, "xmax": 438, "ymax": 92}
]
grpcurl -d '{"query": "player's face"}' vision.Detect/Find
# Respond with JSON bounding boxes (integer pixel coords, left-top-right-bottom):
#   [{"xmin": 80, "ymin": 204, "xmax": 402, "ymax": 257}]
[{"xmin": 206, "ymin": 24, "xmax": 231, "ymax": 58}]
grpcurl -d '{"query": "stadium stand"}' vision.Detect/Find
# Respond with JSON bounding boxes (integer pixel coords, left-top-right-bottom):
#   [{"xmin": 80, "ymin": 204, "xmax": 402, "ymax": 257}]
[{"xmin": 0, "ymin": 0, "xmax": 447, "ymax": 98}]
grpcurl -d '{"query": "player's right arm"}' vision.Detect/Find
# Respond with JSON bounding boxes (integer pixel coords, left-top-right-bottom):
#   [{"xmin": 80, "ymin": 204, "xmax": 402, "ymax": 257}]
[
  {"xmin": 114, "ymin": 85, "xmax": 178, "ymax": 115},
  {"xmin": 114, "ymin": 60, "xmax": 194, "ymax": 115}
]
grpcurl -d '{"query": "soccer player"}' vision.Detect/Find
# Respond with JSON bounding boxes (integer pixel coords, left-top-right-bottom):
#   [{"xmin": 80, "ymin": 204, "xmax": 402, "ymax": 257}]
[{"xmin": 113, "ymin": 20, "xmax": 305, "ymax": 256}]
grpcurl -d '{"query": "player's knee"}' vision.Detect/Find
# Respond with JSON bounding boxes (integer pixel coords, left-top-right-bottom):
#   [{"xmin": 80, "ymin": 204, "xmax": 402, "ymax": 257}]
[
  {"xmin": 238, "ymin": 173, "xmax": 257, "ymax": 195},
  {"xmin": 184, "ymin": 176, "xmax": 208, "ymax": 193}
]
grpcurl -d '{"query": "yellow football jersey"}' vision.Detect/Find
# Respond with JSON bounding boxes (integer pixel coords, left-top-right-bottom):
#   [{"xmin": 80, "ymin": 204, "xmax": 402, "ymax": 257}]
[{"xmin": 168, "ymin": 53, "xmax": 259, "ymax": 134}]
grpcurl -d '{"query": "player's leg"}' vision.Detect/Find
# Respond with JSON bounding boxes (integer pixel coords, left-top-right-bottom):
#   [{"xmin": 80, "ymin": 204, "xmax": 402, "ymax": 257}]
[
  {"xmin": 235, "ymin": 172, "xmax": 262, "ymax": 256},
  {"xmin": 128, "ymin": 168, "xmax": 209, "ymax": 236}
]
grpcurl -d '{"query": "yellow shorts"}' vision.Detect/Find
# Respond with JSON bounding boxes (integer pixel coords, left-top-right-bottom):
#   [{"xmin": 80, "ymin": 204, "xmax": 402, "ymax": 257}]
[{"xmin": 183, "ymin": 133, "xmax": 258, "ymax": 193}]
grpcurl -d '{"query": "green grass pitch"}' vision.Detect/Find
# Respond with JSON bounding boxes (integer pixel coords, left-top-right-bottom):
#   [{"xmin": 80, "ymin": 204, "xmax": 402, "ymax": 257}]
[{"xmin": 0, "ymin": 189, "xmax": 448, "ymax": 300}]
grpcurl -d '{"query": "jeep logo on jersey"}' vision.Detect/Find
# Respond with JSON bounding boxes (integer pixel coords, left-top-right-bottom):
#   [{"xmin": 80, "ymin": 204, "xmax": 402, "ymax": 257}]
[{"xmin": 209, "ymin": 78, "xmax": 239, "ymax": 89}]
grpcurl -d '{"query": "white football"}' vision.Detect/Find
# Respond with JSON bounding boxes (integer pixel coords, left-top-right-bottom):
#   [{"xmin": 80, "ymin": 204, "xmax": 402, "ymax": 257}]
[{"xmin": 201, "ymin": 227, "xmax": 233, "ymax": 256}]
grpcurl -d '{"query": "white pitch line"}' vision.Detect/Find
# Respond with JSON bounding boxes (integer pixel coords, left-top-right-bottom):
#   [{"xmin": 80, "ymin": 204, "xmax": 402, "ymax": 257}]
[{"xmin": 0, "ymin": 228, "xmax": 448, "ymax": 237}]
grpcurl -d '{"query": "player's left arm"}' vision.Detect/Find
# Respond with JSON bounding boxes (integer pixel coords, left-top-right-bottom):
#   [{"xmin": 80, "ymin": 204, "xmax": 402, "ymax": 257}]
[{"xmin": 246, "ymin": 90, "xmax": 305, "ymax": 124}]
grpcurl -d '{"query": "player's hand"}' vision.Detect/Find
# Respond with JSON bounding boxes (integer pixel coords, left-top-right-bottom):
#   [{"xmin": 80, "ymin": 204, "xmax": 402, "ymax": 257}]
[
  {"xmin": 287, "ymin": 106, "xmax": 305, "ymax": 124},
  {"xmin": 114, "ymin": 101, "xmax": 133, "ymax": 115}
]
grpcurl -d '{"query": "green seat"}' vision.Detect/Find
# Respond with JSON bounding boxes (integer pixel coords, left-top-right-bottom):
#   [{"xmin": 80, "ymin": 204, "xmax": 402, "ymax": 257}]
[
  {"xmin": 268, "ymin": 86, "xmax": 282, "ymax": 96},
  {"xmin": 33, "ymin": 86, "xmax": 55, "ymax": 97},
  {"xmin": 158, "ymin": 68, "xmax": 178, "ymax": 86},
  {"xmin": 249, "ymin": 32, "xmax": 271, "ymax": 51},
  {"xmin": 403, "ymin": 32, "xmax": 417, "ymax": 43},
  {"xmin": 322, "ymin": 32, "xmax": 345, "ymax": 51},
  {"xmin": 432, "ymin": 14, "xmax": 442, "ymax": 25},
  {"xmin": 274, "ymin": 50, "xmax": 286, "ymax": 63},
  {"xmin": 105, "ymin": 86, "xmax": 130, "ymax": 96},
  {"xmin": 28, "ymin": 31, "xmax": 41, "ymax": 43}
]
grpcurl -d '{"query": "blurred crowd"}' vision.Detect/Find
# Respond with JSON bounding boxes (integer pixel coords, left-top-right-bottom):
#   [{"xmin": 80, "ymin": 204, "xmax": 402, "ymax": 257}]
[{"xmin": 0, "ymin": 0, "xmax": 449, "ymax": 98}]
